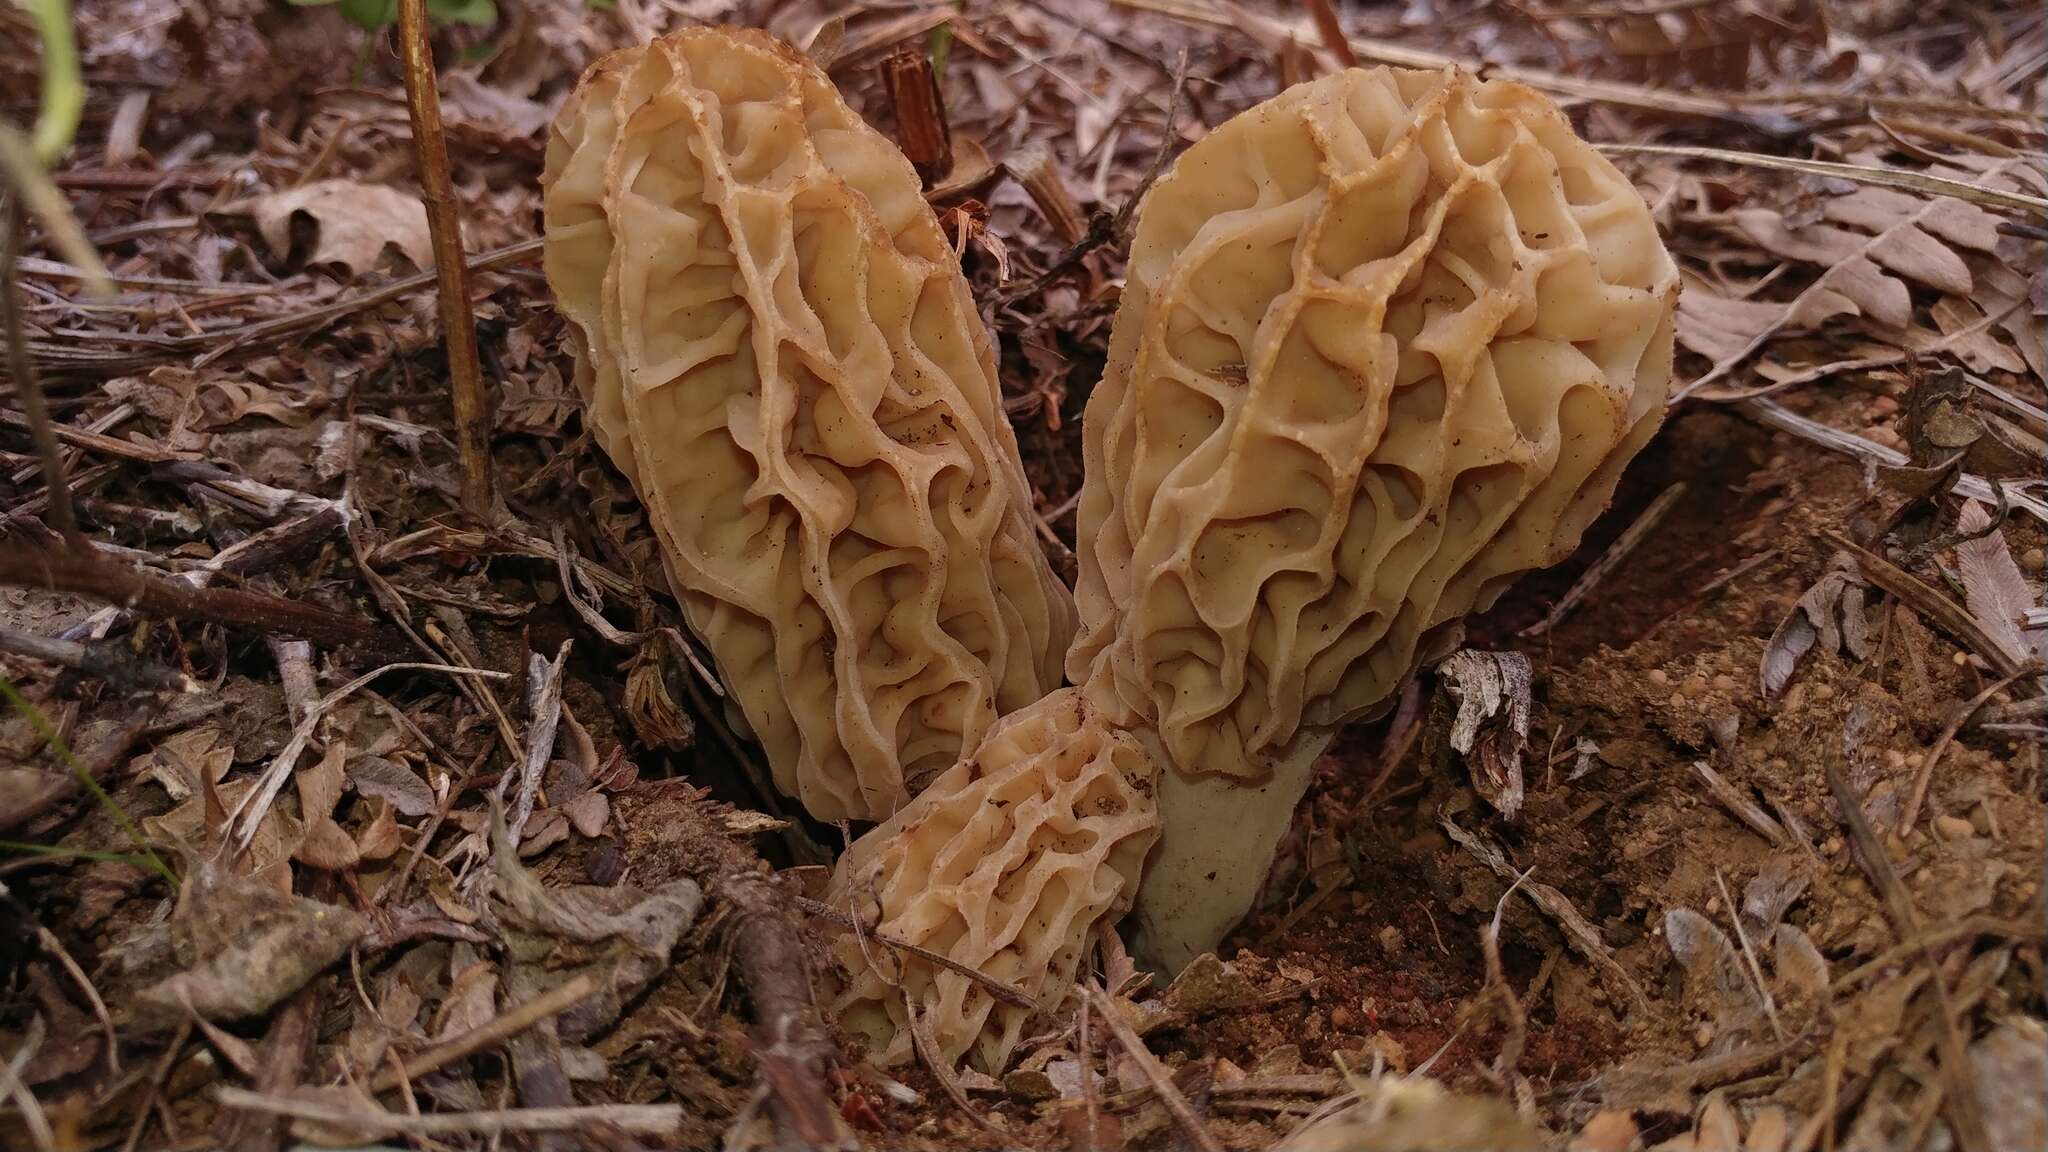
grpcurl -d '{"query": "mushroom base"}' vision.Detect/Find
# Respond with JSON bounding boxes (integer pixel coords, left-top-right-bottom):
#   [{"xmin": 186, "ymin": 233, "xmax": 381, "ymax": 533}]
[{"xmin": 1124, "ymin": 732, "xmax": 1329, "ymax": 976}]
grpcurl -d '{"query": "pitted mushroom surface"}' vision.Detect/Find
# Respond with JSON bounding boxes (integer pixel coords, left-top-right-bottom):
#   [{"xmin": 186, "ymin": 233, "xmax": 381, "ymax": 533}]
[
  {"xmin": 827, "ymin": 686, "xmax": 1159, "ymax": 1072},
  {"xmin": 542, "ymin": 29, "xmax": 1077, "ymax": 822}
]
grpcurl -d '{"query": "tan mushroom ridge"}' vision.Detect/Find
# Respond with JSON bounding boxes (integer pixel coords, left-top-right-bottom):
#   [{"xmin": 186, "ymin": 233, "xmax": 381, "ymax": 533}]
[
  {"xmin": 541, "ymin": 29, "xmax": 1077, "ymax": 822},
  {"xmin": 1073, "ymin": 64, "xmax": 1679, "ymax": 973},
  {"xmin": 827, "ymin": 60, "xmax": 1679, "ymax": 1065}
]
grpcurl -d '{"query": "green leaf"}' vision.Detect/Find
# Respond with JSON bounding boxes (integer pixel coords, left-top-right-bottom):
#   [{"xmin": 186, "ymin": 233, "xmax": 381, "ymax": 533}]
[
  {"xmin": 338, "ymin": 0, "xmax": 396, "ymax": 28},
  {"xmin": 428, "ymin": 0, "xmax": 496, "ymax": 26}
]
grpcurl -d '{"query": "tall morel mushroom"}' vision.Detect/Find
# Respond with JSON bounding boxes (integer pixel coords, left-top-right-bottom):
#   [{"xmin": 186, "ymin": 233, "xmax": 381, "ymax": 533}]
[
  {"xmin": 830, "ymin": 61, "xmax": 1679, "ymax": 1062},
  {"xmin": 541, "ymin": 29, "xmax": 1077, "ymax": 822}
]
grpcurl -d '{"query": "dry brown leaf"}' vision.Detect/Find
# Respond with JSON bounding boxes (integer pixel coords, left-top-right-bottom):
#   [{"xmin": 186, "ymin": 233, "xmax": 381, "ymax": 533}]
[
  {"xmin": 1954, "ymin": 500, "xmax": 2042, "ymax": 665},
  {"xmin": 348, "ymin": 754, "xmax": 436, "ymax": 817},
  {"xmin": 131, "ymin": 865, "xmax": 365, "ymax": 1024},
  {"xmin": 228, "ymin": 179, "xmax": 435, "ymax": 274},
  {"xmin": 442, "ymin": 71, "xmax": 553, "ymax": 139}
]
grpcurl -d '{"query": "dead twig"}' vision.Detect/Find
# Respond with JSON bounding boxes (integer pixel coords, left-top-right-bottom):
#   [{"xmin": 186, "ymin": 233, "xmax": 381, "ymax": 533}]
[
  {"xmin": 1522, "ymin": 482, "xmax": 1686, "ymax": 637},
  {"xmin": 1821, "ymin": 750, "xmax": 1990, "ymax": 1152},
  {"xmin": 1441, "ymin": 814, "xmax": 1649, "ymax": 1014},
  {"xmin": 1083, "ymin": 980, "xmax": 1223, "ymax": 1152},
  {"xmin": 1826, "ymin": 531, "xmax": 2031, "ymax": 678},
  {"xmin": 720, "ymin": 870, "xmax": 851, "ymax": 1150},
  {"xmin": 395, "ymin": 0, "xmax": 491, "ymax": 520},
  {"xmin": 0, "ymin": 626, "xmax": 198, "ymax": 694},
  {"xmin": 1305, "ymin": 0, "xmax": 1357, "ymax": 68},
  {"xmin": 369, "ymin": 973, "xmax": 597, "ymax": 1094},
  {"xmin": 500, "ymin": 640, "xmax": 569, "ymax": 845},
  {"xmin": 796, "ymin": 896, "xmax": 1040, "ymax": 1011},
  {"xmin": 1899, "ymin": 663, "xmax": 2042, "ymax": 832},
  {"xmin": 907, "ymin": 1000, "xmax": 1001, "ymax": 1133},
  {"xmin": 214, "ymin": 1087, "xmax": 681, "ymax": 1137},
  {"xmin": 0, "ymin": 545, "xmax": 390, "ymax": 651},
  {"xmin": 1, "ymin": 196, "xmax": 80, "ymax": 548}
]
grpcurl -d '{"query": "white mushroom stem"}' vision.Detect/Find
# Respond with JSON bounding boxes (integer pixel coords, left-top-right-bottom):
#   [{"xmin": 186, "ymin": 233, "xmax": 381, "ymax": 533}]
[{"xmin": 1125, "ymin": 731, "xmax": 1329, "ymax": 975}]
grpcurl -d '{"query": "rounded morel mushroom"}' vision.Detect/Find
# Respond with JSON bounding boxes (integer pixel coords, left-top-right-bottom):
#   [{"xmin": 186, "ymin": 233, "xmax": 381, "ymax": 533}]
[
  {"xmin": 540, "ymin": 29, "xmax": 1077, "ymax": 822},
  {"xmin": 827, "ymin": 686, "xmax": 1159, "ymax": 1073},
  {"xmin": 1071, "ymin": 64, "xmax": 1679, "ymax": 973}
]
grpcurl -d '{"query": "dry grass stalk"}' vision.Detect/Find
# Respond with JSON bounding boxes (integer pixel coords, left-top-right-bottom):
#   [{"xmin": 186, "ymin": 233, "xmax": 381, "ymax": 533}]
[
  {"xmin": 1899, "ymin": 663, "xmax": 2042, "ymax": 833},
  {"xmin": 1597, "ymin": 143, "xmax": 2048, "ymax": 218},
  {"xmin": 1821, "ymin": 751, "xmax": 1991, "ymax": 1152},
  {"xmin": 1523, "ymin": 482, "xmax": 1687, "ymax": 636},
  {"xmin": 1007, "ymin": 141, "xmax": 1086, "ymax": 244},
  {"xmin": 214, "ymin": 1087, "xmax": 682, "ymax": 1137},
  {"xmin": 395, "ymin": 0, "xmax": 491, "ymax": 520},
  {"xmin": 1083, "ymin": 980, "xmax": 1223, "ymax": 1152},
  {"xmin": 368, "ymin": 973, "xmax": 597, "ymax": 1093}
]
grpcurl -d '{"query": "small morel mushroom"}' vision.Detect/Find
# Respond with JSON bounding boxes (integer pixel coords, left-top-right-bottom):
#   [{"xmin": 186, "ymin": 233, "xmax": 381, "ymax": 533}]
[
  {"xmin": 830, "ymin": 61, "xmax": 1679, "ymax": 1062},
  {"xmin": 828, "ymin": 686, "xmax": 1158, "ymax": 1072},
  {"xmin": 540, "ymin": 29, "xmax": 1077, "ymax": 822},
  {"xmin": 1072, "ymin": 64, "xmax": 1679, "ymax": 973}
]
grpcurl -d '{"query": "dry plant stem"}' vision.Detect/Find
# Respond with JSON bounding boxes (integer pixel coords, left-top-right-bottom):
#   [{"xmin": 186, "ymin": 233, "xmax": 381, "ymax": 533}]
[
  {"xmin": 395, "ymin": 0, "xmax": 490, "ymax": 521},
  {"xmin": 1523, "ymin": 482, "xmax": 1687, "ymax": 636},
  {"xmin": 882, "ymin": 47, "xmax": 952, "ymax": 186},
  {"xmin": 0, "ymin": 1036, "xmax": 56, "ymax": 1152},
  {"xmin": 1597, "ymin": 143, "xmax": 2048, "ymax": 218},
  {"xmin": 720, "ymin": 870, "xmax": 848, "ymax": 1150},
  {"xmin": 1714, "ymin": 869, "xmax": 1785, "ymax": 1044},
  {"xmin": 796, "ymin": 896, "xmax": 1039, "ymax": 1010},
  {"xmin": 121, "ymin": 1019, "xmax": 191, "ymax": 1152},
  {"xmin": 1, "ymin": 200, "xmax": 80, "ymax": 548},
  {"xmin": 1083, "ymin": 981, "xmax": 1223, "ymax": 1152},
  {"xmin": 215, "ymin": 1088, "xmax": 682, "ymax": 1137},
  {"xmin": 1899, "ymin": 663, "xmax": 2041, "ymax": 832},
  {"xmin": 1824, "ymin": 531, "xmax": 2031, "ymax": 677},
  {"xmin": 1305, "ymin": 0, "xmax": 1356, "ymax": 67},
  {"xmin": 1821, "ymin": 751, "xmax": 1990, "ymax": 1152},
  {"xmin": 0, "ymin": 626, "xmax": 196, "ymax": 693},
  {"xmin": 1441, "ymin": 815, "xmax": 1649, "ymax": 1014},
  {"xmin": 908, "ymin": 1001, "xmax": 1000, "ymax": 1134},
  {"xmin": 1741, "ymin": 399, "xmax": 2048, "ymax": 525},
  {"xmin": 229, "ymin": 871, "xmax": 333, "ymax": 1152},
  {"xmin": 369, "ymin": 973, "xmax": 597, "ymax": 1094},
  {"xmin": 0, "ymin": 545, "xmax": 388, "ymax": 650}
]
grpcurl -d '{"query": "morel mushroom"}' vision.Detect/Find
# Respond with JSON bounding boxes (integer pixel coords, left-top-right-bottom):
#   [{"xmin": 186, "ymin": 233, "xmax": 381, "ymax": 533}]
[
  {"xmin": 828, "ymin": 686, "xmax": 1158, "ymax": 1072},
  {"xmin": 1072, "ymin": 64, "xmax": 1679, "ymax": 972},
  {"xmin": 541, "ymin": 29, "xmax": 1077, "ymax": 822},
  {"xmin": 829, "ymin": 60, "xmax": 1680, "ymax": 1059}
]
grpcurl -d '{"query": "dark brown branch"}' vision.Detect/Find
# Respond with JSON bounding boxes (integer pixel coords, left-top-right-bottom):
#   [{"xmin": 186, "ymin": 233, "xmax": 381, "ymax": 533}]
[
  {"xmin": 721, "ymin": 870, "xmax": 852, "ymax": 1150},
  {"xmin": 0, "ymin": 626, "xmax": 197, "ymax": 693},
  {"xmin": 0, "ymin": 544, "xmax": 390, "ymax": 650},
  {"xmin": 396, "ymin": 0, "xmax": 492, "ymax": 520}
]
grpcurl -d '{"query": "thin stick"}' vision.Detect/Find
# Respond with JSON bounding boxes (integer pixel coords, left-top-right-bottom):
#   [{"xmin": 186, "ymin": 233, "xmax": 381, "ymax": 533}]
[
  {"xmin": 1522, "ymin": 482, "xmax": 1686, "ymax": 636},
  {"xmin": 0, "ymin": 196, "xmax": 79, "ymax": 548},
  {"xmin": 1713, "ymin": 870, "xmax": 1785, "ymax": 1044},
  {"xmin": 1822, "ymin": 751, "xmax": 1990, "ymax": 1152},
  {"xmin": 1083, "ymin": 980, "xmax": 1223, "ymax": 1152},
  {"xmin": 214, "ymin": 1087, "xmax": 681, "ymax": 1137},
  {"xmin": 369, "ymin": 973, "xmax": 597, "ymax": 1093},
  {"xmin": 0, "ymin": 545, "xmax": 389, "ymax": 650},
  {"xmin": 2, "ymin": 889, "xmax": 118, "ymax": 1074},
  {"xmin": 0, "ymin": 1032, "xmax": 56, "ymax": 1152},
  {"xmin": 396, "ymin": 0, "xmax": 491, "ymax": 520},
  {"xmin": 120, "ymin": 1019, "xmax": 191, "ymax": 1152},
  {"xmin": 1899, "ymin": 664, "xmax": 2041, "ymax": 832},
  {"xmin": 797, "ymin": 896, "xmax": 1039, "ymax": 1011},
  {"xmin": 906, "ymin": 1001, "xmax": 1000, "ymax": 1133},
  {"xmin": 0, "ymin": 626, "xmax": 197, "ymax": 694},
  {"xmin": 1306, "ymin": 0, "xmax": 1357, "ymax": 68},
  {"xmin": 227, "ymin": 661, "xmax": 510, "ymax": 855},
  {"xmin": 1596, "ymin": 143, "xmax": 2048, "ymax": 218}
]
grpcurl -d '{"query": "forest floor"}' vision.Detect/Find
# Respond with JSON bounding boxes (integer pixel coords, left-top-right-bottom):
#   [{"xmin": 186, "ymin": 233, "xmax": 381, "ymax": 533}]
[{"xmin": 1, "ymin": 0, "xmax": 2043, "ymax": 1149}]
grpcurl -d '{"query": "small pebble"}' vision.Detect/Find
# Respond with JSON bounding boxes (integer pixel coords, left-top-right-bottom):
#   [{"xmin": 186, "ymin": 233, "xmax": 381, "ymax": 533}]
[
  {"xmin": 1868, "ymin": 395, "xmax": 1900, "ymax": 417},
  {"xmin": 1330, "ymin": 1005, "xmax": 1354, "ymax": 1030},
  {"xmin": 1810, "ymin": 682, "xmax": 1834, "ymax": 701},
  {"xmin": 1711, "ymin": 674, "xmax": 1737, "ymax": 693},
  {"xmin": 1377, "ymin": 925, "xmax": 1405, "ymax": 956},
  {"xmin": 1905, "ymin": 751, "xmax": 1925, "ymax": 769},
  {"xmin": 1649, "ymin": 668, "xmax": 1670, "ymax": 686},
  {"xmin": 1822, "ymin": 836, "xmax": 1844, "ymax": 856},
  {"xmin": 1693, "ymin": 1021, "xmax": 1716, "ymax": 1048},
  {"xmin": 1884, "ymin": 750, "xmax": 1907, "ymax": 770},
  {"xmin": 1954, "ymin": 651, "xmax": 1970, "ymax": 667},
  {"xmin": 1669, "ymin": 692, "xmax": 1688, "ymax": 711},
  {"xmin": 1934, "ymin": 815, "xmax": 1975, "ymax": 842},
  {"xmin": 2022, "ymin": 547, "xmax": 2045, "ymax": 575}
]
